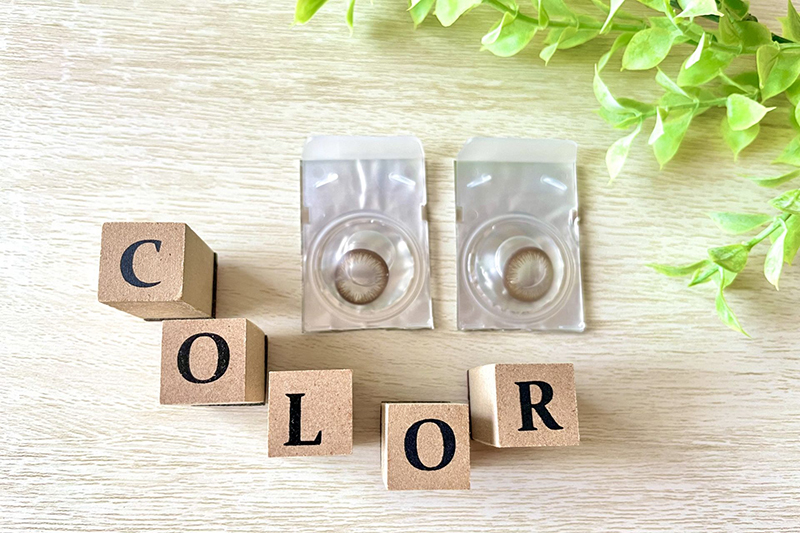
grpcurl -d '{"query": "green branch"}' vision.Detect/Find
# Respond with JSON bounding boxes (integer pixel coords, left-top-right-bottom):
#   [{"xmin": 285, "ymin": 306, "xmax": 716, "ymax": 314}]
[{"xmin": 745, "ymin": 213, "xmax": 792, "ymax": 251}]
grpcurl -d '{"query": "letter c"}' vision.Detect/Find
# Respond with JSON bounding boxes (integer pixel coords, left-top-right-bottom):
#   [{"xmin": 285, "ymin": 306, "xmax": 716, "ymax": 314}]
[{"xmin": 120, "ymin": 239, "xmax": 162, "ymax": 288}]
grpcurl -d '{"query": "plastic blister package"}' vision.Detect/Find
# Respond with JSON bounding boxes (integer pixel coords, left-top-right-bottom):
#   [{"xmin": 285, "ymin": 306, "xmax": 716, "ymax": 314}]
[
  {"xmin": 455, "ymin": 138, "xmax": 584, "ymax": 332},
  {"xmin": 301, "ymin": 136, "xmax": 433, "ymax": 332}
]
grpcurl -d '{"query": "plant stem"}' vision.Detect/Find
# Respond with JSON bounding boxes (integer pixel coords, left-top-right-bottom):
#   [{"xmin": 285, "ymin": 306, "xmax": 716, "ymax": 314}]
[{"xmin": 744, "ymin": 213, "xmax": 792, "ymax": 251}]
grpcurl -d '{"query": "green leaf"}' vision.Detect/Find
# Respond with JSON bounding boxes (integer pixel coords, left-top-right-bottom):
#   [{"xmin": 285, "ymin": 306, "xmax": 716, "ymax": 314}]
[
  {"xmin": 787, "ymin": 78, "xmax": 800, "ymax": 105},
  {"xmin": 648, "ymin": 107, "xmax": 666, "ymax": 145},
  {"xmin": 541, "ymin": 0, "xmax": 574, "ymax": 18},
  {"xmin": 295, "ymin": 0, "xmax": 330, "ymax": 24},
  {"xmin": 648, "ymin": 259, "xmax": 711, "ymax": 277},
  {"xmin": 719, "ymin": 266, "xmax": 739, "ymax": 289},
  {"xmin": 616, "ymin": 98, "xmax": 655, "ymax": 115},
  {"xmin": 770, "ymin": 189, "xmax": 800, "ymax": 214},
  {"xmin": 726, "ymin": 94, "xmax": 775, "ymax": 131},
  {"xmin": 540, "ymin": 40, "xmax": 561, "ymax": 64},
  {"xmin": 757, "ymin": 45, "xmax": 800, "ymax": 101},
  {"xmin": 606, "ymin": 121, "xmax": 642, "ymax": 181},
  {"xmin": 656, "ymin": 69, "xmax": 690, "ymax": 98},
  {"xmin": 601, "ymin": 0, "xmax": 626, "ymax": 33},
  {"xmin": 685, "ymin": 33, "xmax": 706, "ymax": 69},
  {"xmin": 598, "ymin": 32, "xmax": 634, "ymax": 71},
  {"xmin": 597, "ymin": 107, "xmax": 642, "ymax": 129},
  {"xmin": 622, "ymin": 27, "xmax": 675, "ymax": 70},
  {"xmin": 593, "ymin": 66, "xmax": 627, "ymax": 112},
  {"xmin": 652, "ymin": 109, "xmax": 694, "ymax": 167},
  {"xmin": 689, "ymin": 262, "xmax": 718, "ymax": 286},
  {"xmin": 435, "ymin": 0, "xmax": 481, "ymax": 27},
  {"xmin": 534, "ymin": 0, "xmax": 549, "ymax": 27},
  {"xmin": 783, "ymin": 215, "xmax": 800, "ymax": 264},
  {"xmin": 636, "ymin": 0, "xmax": 669, "ymax": 13},
  {"xmin": 721, "ymin": 116, "xmax": 759, "ymax": 160},
  {"xmin": 678, "ymin": 47, "xmax": 735, "ymax": 87},
  {"xmin": 715, "ymin": 278, "xmax": 749, "ymax": 336},
  {"xmin": 720, "ymin": 18, "xmax": 773, "ymax": 53},
  {"xmin": 764, "ymin": 222, "xmax": 788, "ymax": 288},
  {"xmin": 774, "ymin": 136, "xmax": 800, "ymax": 166},
  {"xmin": 708, "ymin": 212, "xmax": 773, "ymax": 234},
  {"xmin": 482, "ymin": 14, "xmax": 538, "ymax": 57},
  {"xmin": 757, "ymin": 43, "xmax": 781, "ymax": 86},
  {"xmin": 708, "ymin": 243, "xmax": 749, "ymax": 272},
  {"xmin": 408, "ymin": 0, "xmax": 435, "ymax": 27},
  {"xmin": 721, "ymin": 0, "xmax": 750, "ymax": 20},
  {"xmin": 677, "ymin": 0, "xmax": 722, "ymax": 18},
  {"xmin": 541, "ymin": 17, "xmax": 602, "ymax": 54},
  {"xmin": 560, "ymin": 28, "xmax": 601, "ymax": 49},
  {"xmin": 747, "ymin": 169, "xmax": 800, "ymax": 187},
  {"xmin": 792, "ymin": 104, "xmax": 800, "ymax": 128},
  {"xmin": 540, "ymin": 26, "xmax": 581, "ymax": 64},
  {"xmin": 780, "ymin": 0, "xmax": 800, "ymax": 42},
  {"xmin": 792, "ymin": 109, "xmax": 800, "ymax": 132},
  {"xmin": 346, "ymin": 0, "xmax": 355, "ymax": 34}
]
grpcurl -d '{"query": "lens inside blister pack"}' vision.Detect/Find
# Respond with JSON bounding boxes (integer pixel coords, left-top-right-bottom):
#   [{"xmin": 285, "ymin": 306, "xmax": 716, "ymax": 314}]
[
  {"xmin": 307, "ymin": 213, "xmax": 425, "ymax": 322},
  {"xmin": 301, "ymin": 136, "xmax": 433, "ymax": 332},
  {"xmin": 455, "ymin": 138, "xmax": 584, "ymax": 331},
  {"xmin": 464, "ymin": 214, "xmax": 575, "ymax": 322}
]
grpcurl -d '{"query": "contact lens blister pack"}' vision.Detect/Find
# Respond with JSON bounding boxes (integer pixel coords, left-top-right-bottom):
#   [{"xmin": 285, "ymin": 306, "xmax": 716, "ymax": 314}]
[
  {"xmin": 455, "ymin": 138, "xmax": 584, "ymax": 332},
  {"xmin": 301, "ymin": 136, "xmax": 433, "ymax": 332}
]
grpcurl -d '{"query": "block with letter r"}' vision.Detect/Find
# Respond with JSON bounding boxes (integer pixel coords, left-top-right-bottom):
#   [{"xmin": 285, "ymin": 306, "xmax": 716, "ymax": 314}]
[{"xmin": 468, "ymin": 363, "xmax": 579, "ymax": 448}]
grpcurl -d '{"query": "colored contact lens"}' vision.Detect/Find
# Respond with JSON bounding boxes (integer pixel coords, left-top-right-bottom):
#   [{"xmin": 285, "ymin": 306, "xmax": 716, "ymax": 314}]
[
  {"xmin": 503, "ymin": 247, "xmax": 554, "ymax": 303},
  {"xmin": 334, "ymin": 249, "xmax": 390, "ymax": 305}
]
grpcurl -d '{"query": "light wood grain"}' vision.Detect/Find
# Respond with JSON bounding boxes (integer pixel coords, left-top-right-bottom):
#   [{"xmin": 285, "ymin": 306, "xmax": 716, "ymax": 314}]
[{"xmin": 2, "ymin": 1, "xmax": 799, "ymax": 531}]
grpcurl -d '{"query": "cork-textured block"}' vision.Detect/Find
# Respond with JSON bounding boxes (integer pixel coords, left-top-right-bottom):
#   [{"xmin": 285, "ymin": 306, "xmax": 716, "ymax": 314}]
[
  {"xmin": 98, "ymin": 222, "xmax": 215, "ymax": 320},
  {"xmin": 468, "ymin": 363, "xmax": 579, "ymax": 448},
  {"xmin": 381, "ymin": 403, "xmax": 470, "ymax": 491},
  {"xmin": 267, "ymin": 370, "xmax": 353, "ymax": 457},
  {"xmin": 160, "ymin": 318, "xmax": 266, "ymax": 405}
]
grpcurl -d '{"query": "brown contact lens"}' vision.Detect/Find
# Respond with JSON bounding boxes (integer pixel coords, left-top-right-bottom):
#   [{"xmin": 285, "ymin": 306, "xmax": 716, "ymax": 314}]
[
  {"xmin": 503, "ymin": 247, "xmax": 554, "ymax": 303},
  {"xmin": 334, "ymin": 249, "xmax": 390, "ymax": 305}
]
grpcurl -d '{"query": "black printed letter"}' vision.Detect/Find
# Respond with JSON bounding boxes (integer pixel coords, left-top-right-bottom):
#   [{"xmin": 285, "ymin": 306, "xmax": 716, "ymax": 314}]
[
  {"xmin": 284, "ymin": 393, "xmax": 322, "ymax": 446},
  {"xmin": 176, "ymin": 333, "xmax": 230, "ymax": 384},
  {"xmin": 516, "ymin": 381, "xmax": 563, "ymax": 431},
  {"xmin": 404, "ymin": 419, "xmax": 456, "ymax": 471},
  {"xmin": 120, "ymin": 239, "xmax": 162, "ymax": 288}
]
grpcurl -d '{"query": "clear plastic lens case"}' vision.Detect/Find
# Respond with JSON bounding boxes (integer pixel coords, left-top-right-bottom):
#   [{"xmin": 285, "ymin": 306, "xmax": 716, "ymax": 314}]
[
  {"xmin": 301, "ymin": 136, "xmax": 433, "ymax": 332},
  {"xmin": 455, "ymin": 138, "xmax": 584, "ymax": 332}
]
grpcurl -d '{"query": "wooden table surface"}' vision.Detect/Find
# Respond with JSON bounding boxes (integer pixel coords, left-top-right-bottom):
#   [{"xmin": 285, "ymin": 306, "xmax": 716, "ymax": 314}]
[{"xmin": 2, "ymin": 1, "xmax": 799, "ymax": 531}]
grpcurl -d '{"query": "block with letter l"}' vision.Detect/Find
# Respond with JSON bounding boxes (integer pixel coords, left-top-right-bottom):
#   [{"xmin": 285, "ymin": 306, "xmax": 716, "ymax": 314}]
[
  {"xmin": 160, "ymin": 318, "xmax": 266, "ymax": 405},
  {"xmin": 98, "ymin": 222, "xmax": 215, "ymax": 319},
  {"xmin": 468, "ymin": 363, "xmax": 579, "ymax": 448},
  {"xmin": 267, "ymin": 369, "xmax": 353, "ymax": 457}
]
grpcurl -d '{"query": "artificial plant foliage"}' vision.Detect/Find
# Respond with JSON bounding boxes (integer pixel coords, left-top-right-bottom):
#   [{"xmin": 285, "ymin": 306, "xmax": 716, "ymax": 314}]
[{"xmin": 294, "ymin": 0, "xmax": 800, "ymax": 335}]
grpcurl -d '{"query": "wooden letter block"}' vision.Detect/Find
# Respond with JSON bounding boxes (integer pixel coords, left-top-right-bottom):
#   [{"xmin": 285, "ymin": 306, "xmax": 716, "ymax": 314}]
[
  {"xmin": 381, "ymin": 403, "xmax": 470, "ymax": 490},
  {"xmin": 468, "ymin": 363, "xmax": 579, "ymax": 448},
  {"xmin": 267, "ymin": 370, "xmax": 353, "ymax": 458},
  {"xmin": 98, "ymin": 222, "xmax": 215, "ymax": 319},
  {"xmin": 160, "ymin": 318, "xmax": 266, "ymax": 405}
]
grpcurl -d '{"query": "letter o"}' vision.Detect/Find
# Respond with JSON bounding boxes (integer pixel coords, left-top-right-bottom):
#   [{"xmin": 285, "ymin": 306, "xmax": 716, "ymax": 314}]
[
  {"xmin": 403, "ymin": 418, "xmax": 457, "ymax": 471},
  {"xmin": 176, "ymin": 333, "xmax": 230, "ymax": 384}
]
